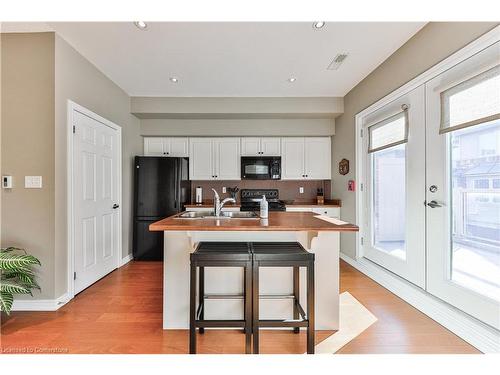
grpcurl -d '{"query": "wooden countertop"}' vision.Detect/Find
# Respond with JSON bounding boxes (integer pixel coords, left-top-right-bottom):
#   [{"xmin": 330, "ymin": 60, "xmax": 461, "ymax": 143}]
[{"xmin": 149, "ymin": 211, "xmax": 358, "ymax": 232}]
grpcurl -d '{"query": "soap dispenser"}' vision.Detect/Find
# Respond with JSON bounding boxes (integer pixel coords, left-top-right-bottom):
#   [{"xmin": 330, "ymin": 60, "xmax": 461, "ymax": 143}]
[{"xmin": 260, "ymin": 195, "xmax": 268, "ymax": 219}]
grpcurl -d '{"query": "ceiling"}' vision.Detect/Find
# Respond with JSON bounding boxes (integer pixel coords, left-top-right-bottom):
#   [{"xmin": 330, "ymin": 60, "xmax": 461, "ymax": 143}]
[{"xmin": 5, "ymin": 22, "xmax": 426, "ymax": 97}]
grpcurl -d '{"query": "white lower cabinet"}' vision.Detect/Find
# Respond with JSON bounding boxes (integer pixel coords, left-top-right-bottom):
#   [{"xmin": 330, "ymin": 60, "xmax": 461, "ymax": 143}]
[
  {"xmin": 286, "ymin": 206, "xmax": 340, "ymax": 218},
  {"xmin": 189, "ymin": 138, "xmax": 240, "ymax": 180}
]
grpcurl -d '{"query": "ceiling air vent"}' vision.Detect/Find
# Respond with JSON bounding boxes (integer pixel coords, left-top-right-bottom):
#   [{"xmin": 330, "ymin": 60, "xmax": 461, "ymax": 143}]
[{"xmin": 327, "ymin": 53, "xmax": 349, "ymax": 70}]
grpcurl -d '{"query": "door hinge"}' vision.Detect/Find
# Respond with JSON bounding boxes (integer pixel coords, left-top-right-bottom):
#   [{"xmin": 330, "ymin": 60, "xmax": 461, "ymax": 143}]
[
  {"xmin": 360, "ymin": 183, "xmax": 364, "ymax": 191},
  {"xmin": 73, "ymin": 272, "xmax": 76, "ymax": 280},
  {"xmin": 360, "ymin": 237, "xmax": 364, "ymax": 246},
  {"xmin": 73, "ymin": 125, "xmax": 76, "ymax": 134},
  {"xmin": 360, "ymin": 128, "xmax": 363, "ymax": 137}
]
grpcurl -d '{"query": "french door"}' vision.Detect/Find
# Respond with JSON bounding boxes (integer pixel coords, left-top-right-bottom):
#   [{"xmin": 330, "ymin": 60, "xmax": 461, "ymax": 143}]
[
  {"xmin": 425, "ymin": 42, "xmax": 500, "ymax": 329},
  {"xmin": 362, "ymin": 40, "xmax": 500, "ymax": 329},
  {"xmin": 362, "ymin": 85, "xmax": 426, "ymax": 288}
]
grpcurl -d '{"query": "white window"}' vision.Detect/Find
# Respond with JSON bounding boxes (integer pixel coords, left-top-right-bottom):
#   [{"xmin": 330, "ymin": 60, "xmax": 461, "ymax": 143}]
[
  {"xmin": 440, "ymin": 65, "xmax": 500, "ymax": 134},
  {"xmin": 368, "ymin": 106, "xmax": 409, "ymax": 153}
]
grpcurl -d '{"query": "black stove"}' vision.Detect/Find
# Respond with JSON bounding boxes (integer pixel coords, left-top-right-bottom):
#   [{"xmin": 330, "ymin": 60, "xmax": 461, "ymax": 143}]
[{"xmin": 240, "ymin": 189, "xmax": 286, "ymax": 212}]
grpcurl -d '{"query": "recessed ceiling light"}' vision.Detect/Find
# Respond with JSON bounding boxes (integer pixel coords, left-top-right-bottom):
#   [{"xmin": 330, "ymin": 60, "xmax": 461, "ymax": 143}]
[
  {"xmin": 287, "ymin": 77, "xmax": 297, "ymax": 83},
  {"xmin": 170, "ymin": 77, "xmax": 179, "ymax": 83},
  {"xmin": 134, "ymin": 21, "xmax": 148, "ymax": 30},
  {"xmin": 313, "ymin": 21, "xmax": 325, "ymax": 30}
]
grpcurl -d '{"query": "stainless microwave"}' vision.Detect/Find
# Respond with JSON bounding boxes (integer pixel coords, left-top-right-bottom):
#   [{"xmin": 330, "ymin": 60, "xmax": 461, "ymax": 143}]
[{"xmin": 241, "ymin": 157, "xmax": 281, "ymax": 180}]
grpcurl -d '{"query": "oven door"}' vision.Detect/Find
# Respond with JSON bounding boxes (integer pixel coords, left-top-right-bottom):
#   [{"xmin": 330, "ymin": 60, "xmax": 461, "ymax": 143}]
[{"xmin": 241, "ymin": 157, "xmax": 273, "ymax": 180}]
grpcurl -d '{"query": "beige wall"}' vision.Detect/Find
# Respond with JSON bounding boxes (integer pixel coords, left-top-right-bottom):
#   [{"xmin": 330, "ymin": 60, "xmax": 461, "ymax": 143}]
[
  {"xmin": 332, "ymin": 22, "xmax": 499, "ymax": 259},
  {"xmin": 1, "ymin": 33, "xmax": 56, "ymax": 298},
  {"xmin": 140, "ymin": 118, "xmax": 335, "ymax": 136},
  {"xmin": 1, "ymin": 32, "xmax": 141, "ymax": 301},
  {"xmin": 54, "ymin": 35, "xmax": 141, "ymax": 297},
  {"xmin": 131, "ymin": 96, "xmax": 343, "ymax": 118}
]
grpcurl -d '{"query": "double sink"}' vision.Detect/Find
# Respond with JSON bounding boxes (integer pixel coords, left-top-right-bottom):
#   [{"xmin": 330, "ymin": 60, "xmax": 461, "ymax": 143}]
[{"xmin": 176, "ymin": 211, "xmax": 260, "ymax": 220}]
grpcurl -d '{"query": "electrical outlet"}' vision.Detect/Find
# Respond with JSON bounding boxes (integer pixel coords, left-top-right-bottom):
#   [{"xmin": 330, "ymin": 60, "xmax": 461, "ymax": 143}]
[
  {"xmin": 299, "ymin": 187, "xmax": 304, "ymax": 194},
  {"xmin": 222, "ymin": 186, "xmax": 227, "ymax": 193}
]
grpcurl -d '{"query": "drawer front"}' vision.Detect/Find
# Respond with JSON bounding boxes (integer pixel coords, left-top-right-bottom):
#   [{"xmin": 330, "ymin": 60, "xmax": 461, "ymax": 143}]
[
  {"xmin": 312, "ymin": 207, "xmax": 340, "ymax": 218},
  {"xmin": 285, "ymin": 207, "xmax": 313, "ymax": 212}
]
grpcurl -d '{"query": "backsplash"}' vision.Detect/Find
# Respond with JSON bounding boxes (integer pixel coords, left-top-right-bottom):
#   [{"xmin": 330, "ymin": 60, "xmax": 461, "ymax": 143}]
[{"xmin": 191, "ymin": 180, "xmax": 331, "ymax": 203}]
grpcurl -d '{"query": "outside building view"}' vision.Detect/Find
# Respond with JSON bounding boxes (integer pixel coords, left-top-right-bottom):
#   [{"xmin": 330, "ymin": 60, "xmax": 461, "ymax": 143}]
[{"xmin": 451, "ymin": 120, "xmax": 500, "ymax": 301}]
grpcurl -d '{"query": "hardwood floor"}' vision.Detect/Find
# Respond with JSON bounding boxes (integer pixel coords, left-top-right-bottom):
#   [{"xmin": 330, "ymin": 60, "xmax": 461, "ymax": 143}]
[{"xmin": 0, "ymin": 260, "xmax": 479, "ymax": 354}]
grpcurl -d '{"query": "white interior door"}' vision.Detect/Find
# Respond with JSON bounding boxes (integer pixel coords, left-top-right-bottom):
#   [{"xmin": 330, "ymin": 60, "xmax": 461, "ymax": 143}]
[
  {"xmin": 425, "ymin": 42, "xmax": 500, "ymax": 329},
  {"xmin": 362, "ymin": 85, "xmax": 426, "ymax": 288},
  {"xmin": 73, "ymin": 108, "xmax": 120, "ymax": 294}
]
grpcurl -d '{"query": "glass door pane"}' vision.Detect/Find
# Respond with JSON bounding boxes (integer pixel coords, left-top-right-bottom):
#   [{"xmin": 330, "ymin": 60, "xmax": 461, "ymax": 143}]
[
  {"xmin": 362, "ymin": 85, "xmax": 426, "ymax": 288},
  {"xmin": 450, "ymin": 120, "xmax": 500, "ymax": 301},
  {"xmin": 372, "ymin": 144, "xmax": 407, "ymax": 260},
  {"xmin": 425, "ymin": 41, "xmax": 500, "ymax": 329}
]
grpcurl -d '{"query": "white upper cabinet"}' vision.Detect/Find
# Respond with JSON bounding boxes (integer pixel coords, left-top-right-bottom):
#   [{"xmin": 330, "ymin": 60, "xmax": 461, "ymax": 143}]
[
  {"xmin": 143, "ymin": 137, "xmax": 165, "ymax": 156},
  {"xmin": 214, "ymin": 138, "xmax": 241, "ymax": 180},
  {"xmin": 241, "ymin": 137, "xmax": 261, "ymax": 156},
  {"xmin": 241, "ymin": 137, "xmax": 281, "ymax": 156},
  {"xmin": 281, "ymin": 138, "xmax": 305, "ymax": 179},
  {"xmin": 281, "ymin": 137, "xmax": 331, "ymax": 180},
  {"xmin": 143, "ymin": 137, "xmax": 189, "ymax": 157},
  {"xmin": 169, "ymin": 138, "xmax": 189, "ymax": 157},
  {"xmin": 304, "ymin": 137, "xmax": 331, "ymax": 179},
  {"xmin": 260, "ymin": 137, "xmax": 281, "ymax": 156},
  {"xmin": 189, "ymin": 138, "xmax": 240, "ymax": 180},
  {"xmin": 189, "ymin": 138, "xmax": 214, "ymax": 180}
]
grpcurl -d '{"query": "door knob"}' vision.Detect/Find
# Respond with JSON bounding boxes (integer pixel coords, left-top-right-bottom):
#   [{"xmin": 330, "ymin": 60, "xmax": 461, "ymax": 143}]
[
  {"xmin": 113, "ymin": 204, "xmax": 120, "ymax": 209},
  {"xmin": 427, "ymin": 200, "xmax": 442, "ymax": 208}
]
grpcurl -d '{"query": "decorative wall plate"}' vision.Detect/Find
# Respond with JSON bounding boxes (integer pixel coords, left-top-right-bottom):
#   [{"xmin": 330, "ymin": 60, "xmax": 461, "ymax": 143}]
[{"xmin": 339, "ymin": 158, "xmax": 349, "ymax": 175}]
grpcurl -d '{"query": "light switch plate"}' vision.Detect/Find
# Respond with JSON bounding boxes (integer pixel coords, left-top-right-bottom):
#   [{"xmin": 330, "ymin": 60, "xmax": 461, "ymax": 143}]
[
  {"xmin": 25, "ymin": 176, "xmax": 43, "ymax": 189},
  {"xmin": 299, "ymin": 187, "xmax": 304, "ymax": 194},
  {"xmin": 2, "ymin": 176, "xmax": 13, "ymax": 188}
]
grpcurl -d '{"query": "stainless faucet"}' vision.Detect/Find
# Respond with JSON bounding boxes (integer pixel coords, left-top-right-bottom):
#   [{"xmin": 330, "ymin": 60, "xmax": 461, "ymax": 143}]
[{"xmin": 212, "ymin": 188, "xmax": 236, "ymax": 217}]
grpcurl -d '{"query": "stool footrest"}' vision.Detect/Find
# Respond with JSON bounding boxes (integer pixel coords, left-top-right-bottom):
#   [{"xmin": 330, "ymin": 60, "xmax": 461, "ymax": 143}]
[
  {"xmin": 195, "ymin": 320, "xmax": 246, "ymax": 328},
  {"xmin": 203, "ymin": 293, "xmax": 297, "ymax": 300},
  {"xmin": 257, "ymin": 320, "xmax": 309, "ymax": 328}
]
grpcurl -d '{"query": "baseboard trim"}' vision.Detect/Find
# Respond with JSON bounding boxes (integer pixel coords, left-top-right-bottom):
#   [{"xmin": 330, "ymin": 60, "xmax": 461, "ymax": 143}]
[
  {"xmin": 120, "ymin": 253, "xmax": 133, "ymax": 267},
  {"xmin": 11, "ymin": 292, "xmax": 70, "ymax": 312},
  {"xmin": 340, "ymin": 253, "xmax": 500, "ymax": 353}
]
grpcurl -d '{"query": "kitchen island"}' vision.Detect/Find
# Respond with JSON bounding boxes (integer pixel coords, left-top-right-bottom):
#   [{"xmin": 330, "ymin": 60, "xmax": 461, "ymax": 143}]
[{"xmin": 149, "ymin": 211, "xmax": 358, "ymax": 330}]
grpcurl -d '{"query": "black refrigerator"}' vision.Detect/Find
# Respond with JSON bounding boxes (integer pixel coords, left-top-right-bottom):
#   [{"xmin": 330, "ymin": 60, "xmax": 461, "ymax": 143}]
[{"xmin": 133, "ymin": 156, "xmax": 191, "ymax": 260}]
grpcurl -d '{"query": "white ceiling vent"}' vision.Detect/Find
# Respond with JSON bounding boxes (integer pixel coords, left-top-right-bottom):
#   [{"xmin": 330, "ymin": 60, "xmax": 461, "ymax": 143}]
[{"xmin": 327, "ymin": 53, "xmax": 349, "ymax": 70}]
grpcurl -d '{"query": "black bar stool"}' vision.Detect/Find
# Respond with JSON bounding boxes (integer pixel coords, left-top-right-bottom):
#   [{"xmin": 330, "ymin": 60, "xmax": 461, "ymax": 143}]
[
  {"xmin": 189, "ymin": 242, "xmax": 253, "ymax": 354},
  {"xmin": 251, "ymin": 242, "xmax": 315, "ymax": 354}
]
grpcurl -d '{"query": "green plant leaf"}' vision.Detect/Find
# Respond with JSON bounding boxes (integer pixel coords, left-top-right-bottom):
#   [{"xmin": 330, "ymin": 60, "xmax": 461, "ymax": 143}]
[
  {"xmin": 0, "ymin": 252, "xmax": 41, "ymax": 271},
  {"xmin": 0, "ymin": 291, "xmax": 13, "ymax": 314},
  {"xmin": 0, "ymin": 281, "xmax": 31, "ymax": 295},
  {"xmin": 1, "ymin": 272, "xmax": 39, "ymax": 289},
  {"xmin": 1, "ymin": 247, "xmax": 26, "ymax": 253}
]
